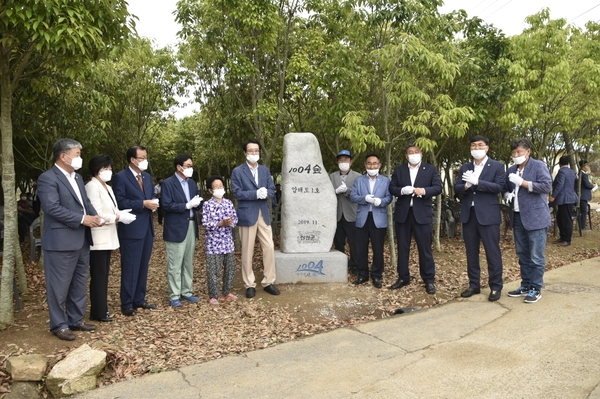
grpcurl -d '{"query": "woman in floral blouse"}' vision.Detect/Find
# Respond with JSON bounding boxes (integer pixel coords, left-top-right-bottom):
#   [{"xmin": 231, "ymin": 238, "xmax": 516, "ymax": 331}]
[{"xmin": 202, "ymin": 176, "xmax": 239, "ymax": 305}]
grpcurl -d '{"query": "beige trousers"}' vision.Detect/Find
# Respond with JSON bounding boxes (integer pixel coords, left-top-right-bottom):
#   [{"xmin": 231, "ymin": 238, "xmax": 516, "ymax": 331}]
[{"xmin": 239, "ymin": 210, "xmax": 276, "ymax": 288}]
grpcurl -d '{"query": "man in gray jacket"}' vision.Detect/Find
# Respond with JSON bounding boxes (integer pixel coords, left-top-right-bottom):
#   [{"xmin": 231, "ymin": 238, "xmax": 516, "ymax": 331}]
[{"xmin": 330, "ymin": 150, "xmax": 361, "ymax": 275}]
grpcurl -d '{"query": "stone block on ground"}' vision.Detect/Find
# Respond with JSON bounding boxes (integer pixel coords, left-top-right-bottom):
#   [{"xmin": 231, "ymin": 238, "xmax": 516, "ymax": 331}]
[
  {"xmin": 6, "ymin": 354, "xmax": 47, "ymax": 381},
  {"xmin": 280, "ymin": 133, "xmax": 337, "ymax": 253},
  {"xmin": 46, "ymin": 344, "xmax": 107, "ymax": 398},
  {"xmin": 275, "ymin": 250, "xmax": 348, "ymax": 283},
  {"xmin": 5, "ymin": 381, "xmax": 39, "ymax": 399}
]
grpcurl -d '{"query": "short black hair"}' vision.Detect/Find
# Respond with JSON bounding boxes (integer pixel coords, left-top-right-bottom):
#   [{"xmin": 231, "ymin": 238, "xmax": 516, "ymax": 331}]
[
  {"xmin": 364, "ymin": 153, "xmax": 381, "ymax": 163},
  {"xmin": 174, "ymin": 153, "xmax": 193, "ymax": 168},
  {"xmin": 88, "ymin": 155, "xmax": 113, "ymax": 177},
  {"xmin": 510, "ymin": 138, "xmax": 531, "ymax": 151},
  {"xmin": 126, "ymin": 145, "xmax": 146, "ymax": 163},
  {"xmin": 470, "ymin": 135, "xmax": 489, "ymax": 146},
  {"xmin": 579, "ymin": 160, "xmax": 588, "ymax": 168},
  {"xmin": 559, "ymin": 156, "xmax": 570, "ymax": 166},
  {"xmin": 404, "ymin": 142, "xmax": 419, "ymax": 153},
  {"xmin": 242, "ymin": 139, "xmax": 261, "ymax": 152},
  {"xmin": 206, "ymin": 175, "xmax": 225, "ymax": 190}
]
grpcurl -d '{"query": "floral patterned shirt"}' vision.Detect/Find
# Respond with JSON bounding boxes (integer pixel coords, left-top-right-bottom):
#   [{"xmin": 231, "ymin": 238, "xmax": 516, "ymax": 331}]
[{"xmin": 202, "ymin": 197, "xmax": 238, "ymax": 254}]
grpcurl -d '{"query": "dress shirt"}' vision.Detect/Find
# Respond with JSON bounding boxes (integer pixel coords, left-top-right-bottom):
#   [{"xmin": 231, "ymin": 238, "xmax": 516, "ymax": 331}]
[
  {"xmin": 55, "ymin": 163, "xmax": 86, "ymax": 223},
  {"xmin": 408, "ymin": 162, "xmax": 421, "ymax": 207},
  {"xmin": 470, "ymin": 156, "xmax": 488, "ymax": 206},
  {"xmin": 175, "ymin": 173, "xmax": 193, "ymax": 217},
  {"xmin": 247, "ymin": 162, "xmax": 259, "ymax": 186},
  {"xmin": 368, "ymin": 175, "xmax": 377, "ymax": 212}
]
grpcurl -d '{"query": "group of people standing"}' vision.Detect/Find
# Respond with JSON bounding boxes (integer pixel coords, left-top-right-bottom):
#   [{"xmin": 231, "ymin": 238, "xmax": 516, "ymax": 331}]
[
  {"xmin": 331, "ymin": 136, "xmax": 590, "ymax": 305},
  {"xmin": 39, "ymin": 138, "xmax": 280, "ymax": 341}
]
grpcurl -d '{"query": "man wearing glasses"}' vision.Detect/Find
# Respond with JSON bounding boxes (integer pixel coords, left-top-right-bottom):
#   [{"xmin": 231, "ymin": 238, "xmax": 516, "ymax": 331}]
[
  {"xmin": 454, "ymin": 135, "xmax": 505, "ymax": 302},
  {"xmin": 113, "ymin": 145, "xmax": 159, "ymax": 316},
  {"xmin": 231, "ymin": 139, "xmax": 280, "ymax": 299}
]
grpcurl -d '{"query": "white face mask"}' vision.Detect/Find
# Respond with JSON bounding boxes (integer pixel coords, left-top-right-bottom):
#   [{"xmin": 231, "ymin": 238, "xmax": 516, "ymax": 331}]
[
  {"xmin": 67, "ymin": 155, "xmax": 83, "ymax": 170},
  {"xmin": 137, "ymin": 159, "xmax": 149, "ymax": 171},
  {"xmin": 213, "ymin": 188, "xmax": 225, "ymax": 199},
  {"xmin": 512, "ymin": 155, "xmax": 527, "ymax": 165},
  {"xmin": 338, "ymin": 162, "xmax": 350, "ymax": 172},
  {"xmin": 98, "ymin": 170, "xmax": 112, "ymax": 182},
  {"xmin": 471, "ymin": 149, "xmax": 487, "ymax": 160},
  {"xmin": 408, "ymin": 153, "xmax": 422, "ymax": 165},
  {"xmin": 366, "ymin": 168, "xmax": 379, "ymax": 176},
  {"xmin": 246, "ymin": 154, "xmax": 259, "ymax": 164},
  {"xmin": 182, "ymin": 167, "xmax": 193, "ymax": 178}
]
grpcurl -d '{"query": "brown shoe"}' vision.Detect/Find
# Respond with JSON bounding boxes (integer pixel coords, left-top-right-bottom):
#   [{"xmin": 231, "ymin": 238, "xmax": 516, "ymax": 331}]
[{"xmin": 54, "ymin": 328, "xmax": 75, "ymax": 341}]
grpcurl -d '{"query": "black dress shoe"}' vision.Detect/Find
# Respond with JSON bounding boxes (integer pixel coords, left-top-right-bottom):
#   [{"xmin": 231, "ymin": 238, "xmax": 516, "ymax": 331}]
[
  {"xmin": 54, "ymin": 328, "xmax": 75, "ymax": 341},
  {"xmin": 122, "ymin": 308, "xmax": 137, "ymax": 316},
  {"xmin": 460, "ymin": 288, "xmax": 481, "ymax": 298},
  {"xmin": 425, "ymin": 283, "xmax": 436, "ymax": 295},
  {"xmin": 353, "ymin": 277, "xmax": 369, "ymax": 285},
  {"xmin": 556, "ymin": 241, "xmax": 571, "ymax": 246},
  {"xmin": 246, "ymin": 287, "xmax": 256, "ymax": 298},
  {"xmin": 264, "ymin": 284, "xmax": 280, "ymax": 295},
  {"xmin": 553, "ymin": 239, "xmax": 564, "ymax": 244},
  {"xmin": 90, "ymin": 313, "xmax": 113, "ymax": 322},
  {"xmin": 134, "ymin": 302, "xmax": 157, "ymax": 310},
  {"xmin": 488, "ymin": 290, "xmax": 502, "ymax": 302},
  {"xmin": 390, "ymin": 278, "xmax": 410, "ymax": 290},
  {"xmin": 372, "ymin": 278, "xmax": 382, "ymax": 288},
  {"xmin": 69, "ymin": 323, "xmax": 96, "ymax": 332}
]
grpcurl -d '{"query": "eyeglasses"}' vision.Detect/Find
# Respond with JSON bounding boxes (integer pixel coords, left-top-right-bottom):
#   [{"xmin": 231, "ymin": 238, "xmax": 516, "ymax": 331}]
[{"xmin": 366, "ymin": 162, "xmax": 380, "ymax": 167}]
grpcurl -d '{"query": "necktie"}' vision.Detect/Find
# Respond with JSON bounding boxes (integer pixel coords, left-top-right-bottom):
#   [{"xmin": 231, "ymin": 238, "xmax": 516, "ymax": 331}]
[{"xmin": 137, "ymin": 174, "xmax": 144, "ymax": 192}]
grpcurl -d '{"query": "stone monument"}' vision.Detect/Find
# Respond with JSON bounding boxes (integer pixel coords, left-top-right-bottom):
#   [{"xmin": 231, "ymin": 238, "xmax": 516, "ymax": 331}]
[{"xmin": 275, "ymin": 133, "xmax": 348, "ymax": 283}]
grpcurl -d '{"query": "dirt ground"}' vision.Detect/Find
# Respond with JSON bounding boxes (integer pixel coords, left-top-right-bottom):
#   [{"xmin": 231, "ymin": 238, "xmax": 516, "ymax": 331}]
[{"xmin": 1, "ymin": 209, "xmax": 600, "ymax": 397}]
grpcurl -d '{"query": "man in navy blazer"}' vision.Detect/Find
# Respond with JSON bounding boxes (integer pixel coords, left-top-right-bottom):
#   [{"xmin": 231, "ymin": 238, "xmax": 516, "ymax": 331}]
[
  {"xmin": 37, "ymin": 138, "xmax": 104, "ymax": 341},
  {"xmin": 550, "ymin": 156, "xmax": 579, "ymax": 246},
  {"xmin": 231, "ymin": 139, "xmax": 279, "ymax": 299},
  {"xmin": 454, "ymin": 135, "xmax": 505, "ymax": 302},
  {"xmin": 389, "ymin": 143, "xmax": 442, "ymax": 294},
  {"xmin": 578, "ymin": 160, "xmax": 597, "ymax": 230},
  {"xmin": 161, "ymin": 154, "xmax": 202, "ymax": 307},
  {"xmin": 349, "ymin": 154, "xmax": 393, "ymax": 288},
  {"xmin": 113, "ymin": 145, "xmax": 159, "ymax": 316},
  {"xmin": 503, "ymin": 138, "xmax": 552, "ymax": 303}
]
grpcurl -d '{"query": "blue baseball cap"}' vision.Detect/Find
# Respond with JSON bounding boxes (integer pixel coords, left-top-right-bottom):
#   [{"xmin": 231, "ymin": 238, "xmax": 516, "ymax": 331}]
[{"xmin": 337, "ymin": 150, "xmax": 352, "ymax": 159}]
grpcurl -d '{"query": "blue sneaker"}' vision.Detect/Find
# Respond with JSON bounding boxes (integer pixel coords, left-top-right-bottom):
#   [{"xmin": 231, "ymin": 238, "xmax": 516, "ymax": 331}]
[
  {"xmin": 523, "ymin": 289, "xmax": 542, "ymax": 303},
  {"xmin": 507, "ymin": 286, "xmax": 529, "ymax": 297},
  {"xmin": 181, "ymin": 295, "xmax": 200, "ymax": 303},
  {"xmin": 170, "ymin": 299, "xmax": 182, "ymax": 307}
]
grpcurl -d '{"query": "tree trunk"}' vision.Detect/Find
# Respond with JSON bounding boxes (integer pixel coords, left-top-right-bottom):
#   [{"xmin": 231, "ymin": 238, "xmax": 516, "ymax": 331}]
[
  {"xmin": 14, "ymin": 235, "xmax": 27, "ymax": 294},
  {"xmin": 0, "ymin": 63, "xmax": 18, "ymax": 324}
]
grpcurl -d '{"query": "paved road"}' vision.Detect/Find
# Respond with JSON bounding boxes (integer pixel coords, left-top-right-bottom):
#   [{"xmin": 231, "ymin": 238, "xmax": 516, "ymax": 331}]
[{"xmin": 76, "ymin": 257, "xmax": 600, "ymax": 399}]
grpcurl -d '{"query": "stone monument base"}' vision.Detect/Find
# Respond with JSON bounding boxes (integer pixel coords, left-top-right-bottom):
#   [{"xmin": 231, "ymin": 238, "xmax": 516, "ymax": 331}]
[{"xmin": 274, "ymin": 250, "xmax": 348, "ymax": 284}]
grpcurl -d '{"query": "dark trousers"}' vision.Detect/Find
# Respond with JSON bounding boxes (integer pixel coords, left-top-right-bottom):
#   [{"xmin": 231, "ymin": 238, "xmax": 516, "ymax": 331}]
[
  {"xmin": 119, "ymin": 229, "xmax": 154, "ymax": 309},
  {"xmin": 556, "ymin": 204, "xmax": 574, "ymax": 243},
  {"xmin": 396, "ymin": 209, "xmax": 435, "ymax": 283},
  {"xmin": 579, "ymin": 200, "xmax": 589, "ymax": 230},
  {"xmin": 333, "ymin": 215, "xmax": 358, "ymax": 271},
  {"xmin": 157, "ymin": 204, "xmax": 164, "ymax": 224},
  {"xmin": 89, "ymin": 249, "xmax": 112, "ymax": 319},
  {"xmin": 355, "ymin": 213, "xmax": 386, "ymax": 280},
  {"xmin": 463, "ymin": 208, "xmax": 503, "ymax": 291}
]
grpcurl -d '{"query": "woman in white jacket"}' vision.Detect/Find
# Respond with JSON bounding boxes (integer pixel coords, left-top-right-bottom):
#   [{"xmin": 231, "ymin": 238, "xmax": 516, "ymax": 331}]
[{"xmin": 85, "ymin": 155, "xmax": 135, "ymax": 322}]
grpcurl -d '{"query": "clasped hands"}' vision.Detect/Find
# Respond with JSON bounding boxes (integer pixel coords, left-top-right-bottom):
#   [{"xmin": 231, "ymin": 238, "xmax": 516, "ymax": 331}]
[
  {"xmin": 186, "ymin": 195, "xmax": 203, "ymax": 209},
  {"xmin": 335, "ymin": 182, "xmax": 347, "ymax": 194},
  {"xmin": 462, "ymin": 170, "xmax": 478, "ymax": 187},
  {"xmin": 364, "ymin": 194, "xmax": 382, "ymax": 207},
  {"xmin": 401, "ymin": 186, "xmax": 424, "ymax": 197},
  {"xmin": 256, "ymin": 187, "xmax": 268, "ymax": 199}
]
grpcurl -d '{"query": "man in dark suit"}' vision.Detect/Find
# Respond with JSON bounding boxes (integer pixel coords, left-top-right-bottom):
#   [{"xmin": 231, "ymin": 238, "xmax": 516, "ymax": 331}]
[
  {"xmin": 577, "ymin": 160, "xmax": 596, "ymax": 230},
  {"xmin": 454, "ymin": 135, "xmax": 506, "ymax": 301},
  {"xmin": 503, "ymin": 138, "xmax": 552, "ymax": 303},
  {"xmin": 113, "ymin": 145, "xmax": 159, "ymax": 316},
  {"xmin": 330, "ymin": 149, "xmax": 361, "ymax": 275},
  {"xmin": 231, "ymin": 139, "xmax": 279, "ymax": 299},
  {"xmin": 161, "ymin": 154, "xmax": 202, "ymax": 307},
  {"xmin": 549, "ymin": 156, "xmax": 578, "ymax": 246},
  {"xmin": 349, "ymin": 154, "xmax": 393, "ymax": 288},
  {"xmin": 37, "ymin": 138, "xmax": 104, "ymax": 341},
  {"xmin": 389, "ymin": 143, "xmax": 442, "ymax": 294}
]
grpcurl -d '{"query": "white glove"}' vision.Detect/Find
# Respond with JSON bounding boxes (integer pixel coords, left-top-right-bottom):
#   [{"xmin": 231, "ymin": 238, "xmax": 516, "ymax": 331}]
[
  {"xmin": 186, "ymin": 195, "xmax": 202, "ymax": 209},
  {"xmin": 335, "ymin": 182, "xmax": 347, "ymax": 194},
  {"xmin": 508, "ymin": 173, "xmax": 524, "ymax": 187},
  {"xmin": 365, "ymin": 194, "xmax": 375, "ymax": 204},
  {"xmin": 118, "ymin": 209, "xmax": 136, "ymax": 225},
  {"xmin": 257, "ymin": 187, "xmax": 268, "ymax": 199},
  {"xmin": 462, "ymin": 172, "xmax": 478, "ymax": 186},
  {"xmin": 401, "ymin": 186, "xmax": 414, "ymax": 195},
  {"xmin": 592, "ymin": 184, "xmax": 598, "ymax": 192},
  {"xmin": 503, "ymin": 192, "xmax": 514, "ymax": 203},
  {"xmin": 373, "ymin": 198, "xmax": 382, "ymax": 207}
]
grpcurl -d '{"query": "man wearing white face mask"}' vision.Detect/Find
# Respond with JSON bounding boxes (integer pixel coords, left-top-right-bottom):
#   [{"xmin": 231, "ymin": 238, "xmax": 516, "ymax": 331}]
[
  {"xmin": 454, "ymin": 135, "xmax": 505, "ymax": 302},
  {"xmin": 502, "ymin": 138, "xmax": 552, "ymax": 304},
  {"xmin": 161, "ymin": 154, "xmax": 203, "ymax": 307},
  {"xmin": 113, "ymin": 145, "xmax": 159, "ymax": 316},
  {"xmin": 231, "ymin": 139, "xmax": 279, "ymax": 298},
  {"xmin": 330, "ymin": 149, "xmax": 361, "ymax": 275},
  {"xmin": 37, "ymin": 138, "xmax": 104, "ymax": 340},
  {"xmin": 389, "ymin": 143, "xmax": 442, "ymax": 295}
]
